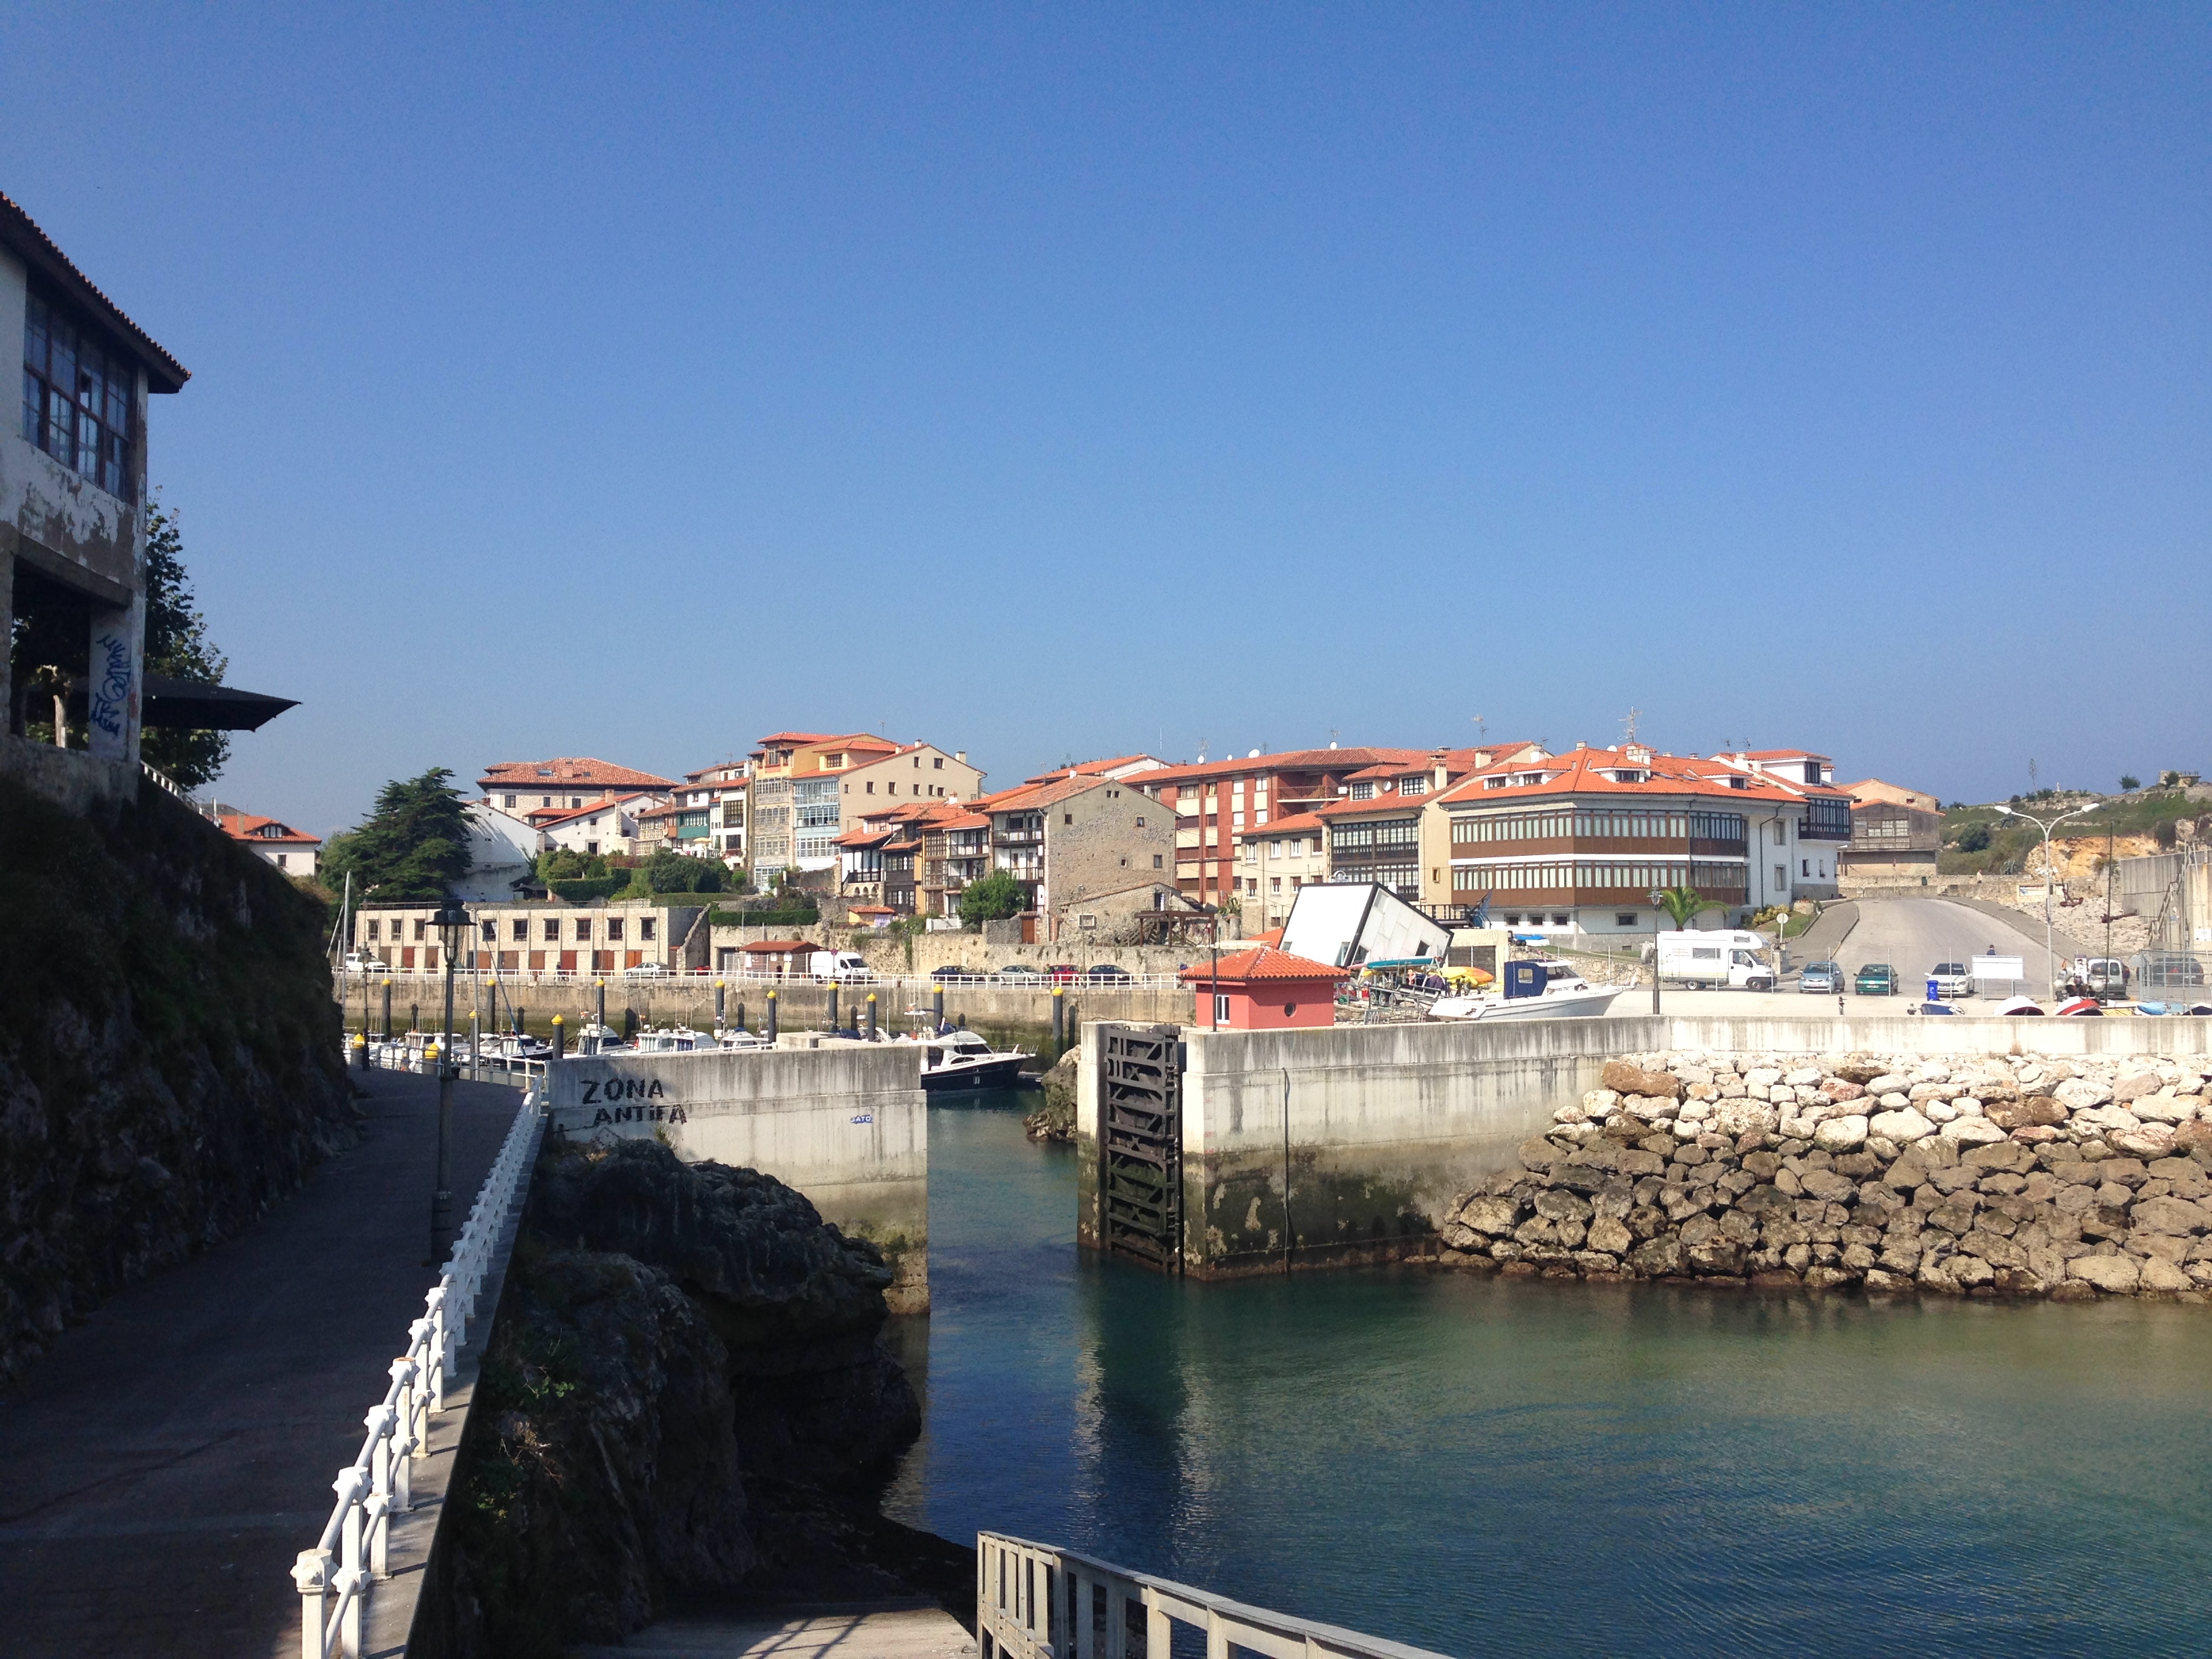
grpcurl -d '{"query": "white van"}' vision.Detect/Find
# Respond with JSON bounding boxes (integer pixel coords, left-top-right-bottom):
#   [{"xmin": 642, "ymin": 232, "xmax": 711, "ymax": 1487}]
[
  {"xmin": 1656, "ymin": 930, "xmax": 1776, "ymax": 991},
  {"xmin": 806, "ymin": 949, "xmax": 874, "ymax": 982},
  {"xmin": 342, "ymin": 951, "xmax": 386, "ymax": 975}
]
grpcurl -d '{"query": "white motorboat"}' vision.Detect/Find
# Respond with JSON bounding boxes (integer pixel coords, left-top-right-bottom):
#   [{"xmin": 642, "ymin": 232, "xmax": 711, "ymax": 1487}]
[
  {"xmin": 632, "ymin": 1025, "xmax": 710, "ymax": 1053},
  {"xmin": 895, "ymin": 1026, "xmax": 1036, "ymax": 1092},
  {"xmin": 1427, "ymin": 964, "xmax": 1622, "ymax": 1023},
  {"xmin": 716, "ymin": 1027, "xmax": 771, "ymax": 1051}
]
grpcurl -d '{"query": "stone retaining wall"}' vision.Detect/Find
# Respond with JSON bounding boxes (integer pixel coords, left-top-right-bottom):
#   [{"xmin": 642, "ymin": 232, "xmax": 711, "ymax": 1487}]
[{"xmin": 1441, "ymin": 1048, "xmax": 2212, "ymax": 1300}]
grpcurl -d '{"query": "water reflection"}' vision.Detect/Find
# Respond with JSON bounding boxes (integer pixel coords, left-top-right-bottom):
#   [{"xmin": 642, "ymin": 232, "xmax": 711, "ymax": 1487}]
[{"xmin": 887, "ymin": 1093, "xmax": 2212, "ymax": 1656}]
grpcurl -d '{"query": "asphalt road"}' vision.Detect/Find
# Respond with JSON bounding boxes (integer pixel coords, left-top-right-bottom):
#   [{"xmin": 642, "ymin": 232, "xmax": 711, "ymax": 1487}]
[
  {"xmin": 1597, "ymin": 897, "xmax": 2076, "ymax": 1018},
  {"xmin": 1803, "ymin": 895, "xmax": 2067, "ymax": 1007}
]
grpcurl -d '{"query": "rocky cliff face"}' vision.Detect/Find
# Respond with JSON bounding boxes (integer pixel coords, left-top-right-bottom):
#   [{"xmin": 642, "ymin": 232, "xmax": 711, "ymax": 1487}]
[
  {"xmin": 437, "ymin": 1139, "xmax": 964, "ymax": 1657},
  {"xmin": 0, "ymin": 775, "xmax": 355, "ymax": 1385},
  {"xmin": 1441, "ymin": 1050, "xmax": 2212, "ymax": 1299}
]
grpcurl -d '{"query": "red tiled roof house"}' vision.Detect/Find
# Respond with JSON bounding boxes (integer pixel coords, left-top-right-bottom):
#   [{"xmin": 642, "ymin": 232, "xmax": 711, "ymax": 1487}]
[{"xmin": 1181, "ymin": 945, "xmax": 1347, "ymax": 1030}]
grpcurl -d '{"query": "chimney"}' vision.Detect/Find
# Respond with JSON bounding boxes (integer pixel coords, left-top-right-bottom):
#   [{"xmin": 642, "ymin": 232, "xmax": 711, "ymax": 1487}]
[
  {"xmin": 1431, "ymin": 748, "xmax": 1448, "ymax": 793},
  {"xmin": 956, "ymin": 752, "xmax": 966, "ymax": 764}
]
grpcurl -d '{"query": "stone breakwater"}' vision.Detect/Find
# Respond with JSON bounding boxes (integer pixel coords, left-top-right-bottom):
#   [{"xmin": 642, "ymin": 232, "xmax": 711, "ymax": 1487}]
[{"xmin": 1440, "ymin": 1050, "xmax": 2212, "ymax": 1300}]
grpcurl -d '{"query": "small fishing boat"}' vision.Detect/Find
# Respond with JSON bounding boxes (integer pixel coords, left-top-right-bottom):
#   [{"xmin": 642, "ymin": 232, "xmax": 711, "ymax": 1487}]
[
  {"xmin": 895, "ymin": 1025, "xmax": 1036, "ymax": 1092},
  {"xmin": 1994, "ymin": 995, "xmax": 2045, "ymax": 1017},
  {"xmin": 1427, "ymin": 962, "xmax": 1622, "ymax": 1023}
]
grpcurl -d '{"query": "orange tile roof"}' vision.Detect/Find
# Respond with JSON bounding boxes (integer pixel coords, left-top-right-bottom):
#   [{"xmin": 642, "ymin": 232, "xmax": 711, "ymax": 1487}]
[
  {"xmin": 754, "ymin": 731, "xmax": 840, "ymax": 746},
  {"xmin": 933, "ymin": 810, "xmax": 991, "ymax": 832},
  {"xmin": 1022, "ymin": 754, "xmax": 1166, "ymax": 783},
  {"xmin": 530, "ymin": 792, "xmax": 655, "ymax": 826},
  {"xmin": 738, "ymin": 938, "xmax": 815, "ymax": 953},
  {"xmin": 1434, "ymin": 745, "xmax": 1814, "ymax": 808},
  {"xmin": 480, "ymin": 758, "xmax": 676, "ymax": 790},
  {"xmin": 1242, "ymin": 811, "xmax": 1326, "ymax": 835},
  {"xmin": 1138, "ymin": 746, "xmax": 1435, "ymax": 785},
  {"xmin": 216, "ymin": 811, "xmax": 320, "ymax": 846},
  {"xmin": 1180, "ymin": 945, "xmax": 1347, "ymax": 984},
  {"xmin": 983, "ymin": 774, "xmax": 1107, "ymax": 813}
]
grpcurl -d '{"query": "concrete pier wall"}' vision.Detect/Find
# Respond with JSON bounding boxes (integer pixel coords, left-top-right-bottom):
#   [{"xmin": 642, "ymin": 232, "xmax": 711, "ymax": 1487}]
[
  {"xmin": 1080, "ymin": 1014, "xmax": 2212, "ymax": 1279},
  {"xmin": 544, "ymin": 1046, "xmax": 929, "ymax": 1311}
]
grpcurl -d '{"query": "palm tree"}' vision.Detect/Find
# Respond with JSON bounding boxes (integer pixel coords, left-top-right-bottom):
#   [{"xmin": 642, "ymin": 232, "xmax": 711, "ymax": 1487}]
[{"xmin": 1653, "ymin": 884, "xmax": 1719, "ymax": 932}]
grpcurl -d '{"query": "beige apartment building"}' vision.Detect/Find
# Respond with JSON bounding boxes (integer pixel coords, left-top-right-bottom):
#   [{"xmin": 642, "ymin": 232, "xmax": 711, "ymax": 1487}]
[
  {"xmin": 745, "ymin": 730, "xmax": 983, "ymax": 886},
  {"xmin": 1226, "ymin": 811, "xmax": 1328, "ymax": 930},
  {"xmin": 352, "ymin": 899, "xmax": 712, "ymax": 975}
]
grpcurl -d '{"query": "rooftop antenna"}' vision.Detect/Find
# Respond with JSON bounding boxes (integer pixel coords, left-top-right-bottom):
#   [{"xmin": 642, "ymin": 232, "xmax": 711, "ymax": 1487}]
[
  {"xmin": 1621, "ymin": 707, "xmax": 1642, "ymax": 743},
  {"xmin": 1470, "ymin": 713, "xmax": 1487, "ymax": 743}
]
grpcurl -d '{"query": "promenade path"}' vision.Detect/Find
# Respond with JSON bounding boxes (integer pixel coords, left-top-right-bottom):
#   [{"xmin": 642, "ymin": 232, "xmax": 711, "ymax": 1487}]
[
  {"xmin": 578, "ymin": 1601, "xmax": 977, "ymax": 1657},
  {"xmin": 0, "ymin": 1069, "xmax": 520, "ymax": 1659}
]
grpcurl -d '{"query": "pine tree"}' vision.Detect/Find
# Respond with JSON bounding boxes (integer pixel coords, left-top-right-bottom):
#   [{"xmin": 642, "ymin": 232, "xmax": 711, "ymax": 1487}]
[
  {"xmin": 139, "ymin": 497, "xmax": 232, "ymax": 790},
  {"xmin": 321, "ymin": 769, "xmax": 474, "ymax": 901}
]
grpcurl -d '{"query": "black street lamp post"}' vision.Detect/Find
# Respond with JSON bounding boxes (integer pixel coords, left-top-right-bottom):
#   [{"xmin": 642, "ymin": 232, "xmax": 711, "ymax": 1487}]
[
  {"xmin": 1649, "ymin": 888, "xmax": 1666, "ymax": 1016},
  {"xmin": 429, "ymin": 899, "xmax": 470, "ymax": 1263}
]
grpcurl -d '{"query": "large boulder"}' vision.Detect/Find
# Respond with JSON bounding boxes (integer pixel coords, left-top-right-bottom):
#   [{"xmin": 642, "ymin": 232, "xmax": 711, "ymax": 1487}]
[
  {"xmin": 2066, "ymin": 1253, "xmax": 2141, "ymax": 1293},
  {"xmin": 2108, "ymin": 1124, "xmax": 2176, "ymax": 1160},
  {"xmin": 2057, "ymin": 1078, "xmax": 2115, "ymax": 1112},
  {"xmin": 1868, "ymin": 1106, "xmax": 1936, "ymax": 1144},
  {"xmin": 1814, "ymin": 1115, "xmax": 1869, "ymax": 1153},
  {"xmin": 1988, "ymin": 1096, "xmax": 2066, "ymax": 1130},
  {"xmin": 1601, "ymin": 1060, "xmax": 1681, "ymax": 1100},
  {"xmin": 1715, "ymin": 1100, "xmax": 1780, "ymax": 1140},
  {"xmin": 1457, "ymin": 1195, "xmax": 1523, "ymax": 1236}
]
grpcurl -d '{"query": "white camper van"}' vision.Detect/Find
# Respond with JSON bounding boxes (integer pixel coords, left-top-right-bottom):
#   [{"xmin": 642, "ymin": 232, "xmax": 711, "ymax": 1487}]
[
  {"xmin": 804, "ymin": 949, "xmax": 874, "ymax": 981},
  {"xmin": 1656, "ymin": 930, "xmax": 1776, "ymax": 991}
]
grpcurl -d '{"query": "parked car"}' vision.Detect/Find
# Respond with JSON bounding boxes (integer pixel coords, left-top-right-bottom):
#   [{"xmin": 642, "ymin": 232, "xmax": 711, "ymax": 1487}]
[
  {"xmin": 995, "ymin": 964, "xmax": 1044, "ymax": 983},
  {"xmin": 1928, "ymin": 962, "xmax": 1973, "ymax": 999},
  {"xmin": 342, "ymin": 952, "xmax": 387, "ymax": 976},
  {"xmin": 621, "ymin": 961, "xmax": 669, "ymax": 979},
  {"xmin": 1798, "ymin": 960, "xmax": 1843, "ymax": 995},
  {"xmin": 930, "ymin": 964, "xmax": 979, "ymax": 982},
  {"xmin": 1084, "ymin": 964, "xmax": 1132, "ymax": 983},
  {"xmin": 1044, "ymin": 964, "xmax": 1082, "ymax": 983},
  {"xmin": 1854, "ymin": 962, "xmax": 1899, "ymax": 996}
]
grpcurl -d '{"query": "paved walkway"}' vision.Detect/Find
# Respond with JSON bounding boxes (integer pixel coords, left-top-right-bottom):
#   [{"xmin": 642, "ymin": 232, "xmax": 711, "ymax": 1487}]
[
  {"xmin": 0, "ymin": 1069, "xmax": 522, "ymax": 1659},
  {"xmin": 577, "ymin": 1601, "xmax": 976, "ymax": 1658}
]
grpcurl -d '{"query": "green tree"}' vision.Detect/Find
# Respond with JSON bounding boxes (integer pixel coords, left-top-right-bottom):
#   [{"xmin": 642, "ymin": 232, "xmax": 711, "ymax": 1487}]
[
  {"xmin": 628, "ymin": 847, "xmax": 728, "ymax": 895},
  {"xmin": 1652, "ymin": 884, "xmax": 1720, "ymax": 931},
  {"xmin": 138, "ymin": 498, "xmax": 233, "ymax": 790},
  {"xmin": 1955, "ymin": 821, "xmax": 1991, "ymax": 853},
  {"xmin": 321, "ymin": 769, "xmax": 473, "ymax": 901},
  {"xmin": 957, "ymin": 869, "xmax": 1028, "ymax": 925},
  {"xmin": 2119, "ymin": 775, "xmax": 2142, "ymax": 792}
]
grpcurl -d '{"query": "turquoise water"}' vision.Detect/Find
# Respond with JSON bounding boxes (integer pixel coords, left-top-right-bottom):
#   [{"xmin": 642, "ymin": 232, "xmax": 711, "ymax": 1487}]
[{"xmin": 883, "ymin": 1094, "xmax": 2212, "ymax": 1657}]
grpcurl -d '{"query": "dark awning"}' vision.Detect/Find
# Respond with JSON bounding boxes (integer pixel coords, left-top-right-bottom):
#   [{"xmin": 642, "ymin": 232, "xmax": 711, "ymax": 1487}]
[{"xmin": 140, "ymin": 674, "xmax": 299, "ymax": 731}]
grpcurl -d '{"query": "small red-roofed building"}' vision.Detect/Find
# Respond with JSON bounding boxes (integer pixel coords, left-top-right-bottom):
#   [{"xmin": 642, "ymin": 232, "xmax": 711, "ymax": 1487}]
[
  {"xmin": 1181, "ymin": 945, "xmax": 1346, "ymax": 1029},
  {"xmin": 213, "ymin": 810, "xmax": 321, "ymax": 877}
]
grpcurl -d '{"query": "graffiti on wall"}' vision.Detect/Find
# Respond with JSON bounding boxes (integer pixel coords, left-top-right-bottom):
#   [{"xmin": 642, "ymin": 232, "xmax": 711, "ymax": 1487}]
[{"xmin": 87, "ymin": 630, "xmax": 135, "ymax": 740}]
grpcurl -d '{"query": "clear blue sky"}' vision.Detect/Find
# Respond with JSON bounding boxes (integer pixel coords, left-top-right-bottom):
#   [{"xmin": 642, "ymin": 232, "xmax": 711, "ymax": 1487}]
[{"xmin": 5, "ymin": 5, "xmax": 2206, "ymax": 834}]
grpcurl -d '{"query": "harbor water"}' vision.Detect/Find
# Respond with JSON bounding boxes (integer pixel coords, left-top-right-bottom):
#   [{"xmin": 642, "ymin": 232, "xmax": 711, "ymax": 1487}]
[{"xmin": 882, "ymin": 1091, "xmax": 2212, "ymax": 1657}]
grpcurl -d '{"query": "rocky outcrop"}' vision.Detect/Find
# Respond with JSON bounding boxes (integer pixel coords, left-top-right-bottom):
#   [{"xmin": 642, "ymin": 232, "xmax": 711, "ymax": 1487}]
[
  {"xmin": 1025, "ymin": 1046, "xmax": 1079, "ymax": 1143},
  {"xmin": 438, "ymin": 1140, "xmax": 958, "ymax": 1658},
  {"xmin": 1440, "ymin": 1050, "xmax": 2212, "ymax": 1301},
  {"xmin": 0, "ymin": 775, "xmax": 354, "ymax": 1384}
]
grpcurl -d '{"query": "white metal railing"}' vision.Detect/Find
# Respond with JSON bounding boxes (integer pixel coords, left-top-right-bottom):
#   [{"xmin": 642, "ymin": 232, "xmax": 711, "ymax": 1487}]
[
  {"xmin": 336, "ymin": 967, "xmax": 1189, "ymax": 991},
  {"xmin": 977, "ymin": 1533, "xmax": 1453, "ymax": 1659},
  {"xmin": 343, "ymin": 1034, "xmax": 549, "ymax": 1087},
  {"xmin": 290, "ymin": 1088, "xmax": 547, "ymax": 1659},
  {"xmin": 140, "ymin": 758, "xmax": 195, "ymax": 802}
]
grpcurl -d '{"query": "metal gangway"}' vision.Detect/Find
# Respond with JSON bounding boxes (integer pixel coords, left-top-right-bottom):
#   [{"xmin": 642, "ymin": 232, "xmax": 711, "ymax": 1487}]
[{"xmin": 977, "ymin": 1532, "xmax": 1452, "ymax": 1659}]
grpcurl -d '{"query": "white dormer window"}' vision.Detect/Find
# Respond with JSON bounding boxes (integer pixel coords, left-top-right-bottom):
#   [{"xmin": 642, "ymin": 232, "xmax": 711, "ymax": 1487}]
[
  {"xmin": 1350, "ymin": 782, "xmax": 1374, "ymax": 800},
  {"xmin": 1401, "ymin": 776, "xmax": 1426, "ymax": 796}
]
